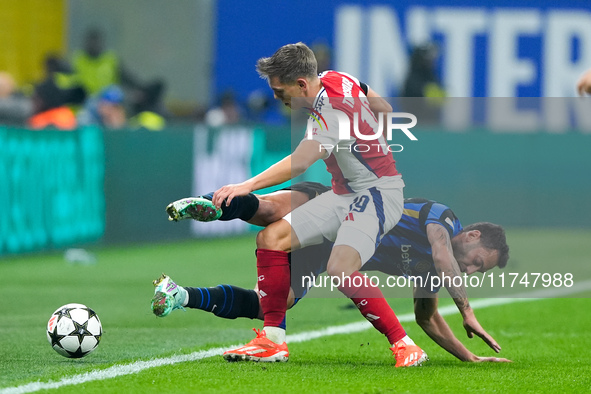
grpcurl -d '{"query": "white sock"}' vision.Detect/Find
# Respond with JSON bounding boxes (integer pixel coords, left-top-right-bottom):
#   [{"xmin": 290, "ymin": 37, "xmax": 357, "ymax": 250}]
[
  {"xmin": 392, "ymin": 335, "xmax": 415, "ymax": 347},
  {"xmin": 177, "ymin": 286, "xmax": 189, "ymax": 307},
  {"xmin": 263, "ymin": 326, "xmax": 286, "ymax": 344}
]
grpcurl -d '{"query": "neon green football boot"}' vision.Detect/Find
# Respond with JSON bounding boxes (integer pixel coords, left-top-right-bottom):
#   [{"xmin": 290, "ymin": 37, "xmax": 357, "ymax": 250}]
[
  {"xmin": 151, "ymin": 274, "xmax": 187, "ymax": 317},
  {"xmin": 166, "ymin": 197, "xmax": 222, "ymax": 222}
]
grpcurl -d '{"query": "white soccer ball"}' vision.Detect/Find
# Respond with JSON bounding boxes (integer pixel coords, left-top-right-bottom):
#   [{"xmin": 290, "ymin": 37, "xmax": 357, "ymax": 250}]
[{"xmin": 46, "ymin": 303, "xmax": 102, "ymax": 358}]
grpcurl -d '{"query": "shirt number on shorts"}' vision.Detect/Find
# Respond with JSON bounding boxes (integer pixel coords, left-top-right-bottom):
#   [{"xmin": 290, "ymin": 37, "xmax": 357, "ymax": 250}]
[{"xmin": 350, "ymin": 195, "xmax": 370, "ymax": 213}]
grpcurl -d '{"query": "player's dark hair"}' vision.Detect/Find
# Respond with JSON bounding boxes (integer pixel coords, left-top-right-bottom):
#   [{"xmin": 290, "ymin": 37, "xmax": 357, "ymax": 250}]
[
  {"xmin": 462, "ymin": 222, "xmax": 509, "ymax": 269},
  {"xmin": 256, "ymin": 42, "xmax": 318, "ymax": 84}
]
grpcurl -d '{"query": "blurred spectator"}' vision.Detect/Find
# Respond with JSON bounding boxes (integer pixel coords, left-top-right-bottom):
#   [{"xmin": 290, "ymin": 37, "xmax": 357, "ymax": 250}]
[
  {"xmin": 27, "ymin": 55, "xmax": 85, "ymax": 130},
  {"xmin": 0, "ymin": 72, "xmax": 14, "ymax": 98},
  {"xmin": 401, "ymin": 43, "xmax": 445, "ymax": 98},
  {"xmin": 28, "ymin": 84, "xmax": 77, "ymax": 130},
  {"xmin": 401, "ymin": 43, "xmax": 445, "ymax": 124},
  {"xmin": 205, "ymin": 91, "xmax": 242, "ymax": 127},
  {"xmin": 0, "ymin": 71, "xmax": 32, "ymax": 125},
  {"xmin": 78, "ymin": 85, "xmax": 166, "ymax": 131},
  {"xmin": 246, "ymin": 89, "xmax": 288, "ymax": 126},
  {"xmin": 71, "ymin": 28, "xmax": 135, "ymax": 96},
  {"xmin": 68, "ymin": 28, "xmax": 167, "ymax": 119},
  {"xmin": 128, "ymin": 111, "xmax": 166, "ymax": 131},
  {"xmin": 78, "ymin": 85, "xmax": 126, "ymax": 129},
  {"xmin": 311, "ymin": 41, "xmax": 332, "ymax": 73},
  {"xmin": 43, "ymin": 54, "xmax": 86, "ymax": 105}
]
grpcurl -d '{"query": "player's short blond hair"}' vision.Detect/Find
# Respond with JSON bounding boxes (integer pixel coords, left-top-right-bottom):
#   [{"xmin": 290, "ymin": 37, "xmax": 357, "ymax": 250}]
[{"xmin": 256, "ymin": 42, "xmax": 318, "ymax": 84}]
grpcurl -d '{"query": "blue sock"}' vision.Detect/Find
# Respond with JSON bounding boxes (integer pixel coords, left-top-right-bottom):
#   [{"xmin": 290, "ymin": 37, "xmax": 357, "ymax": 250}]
[
  {"xmin": 201, "ymin": 192, "xmax": 260, "ymax": 221},
  {"xmin": 184, "ymin": 285, "xmax": 260, "ymax": 319}
]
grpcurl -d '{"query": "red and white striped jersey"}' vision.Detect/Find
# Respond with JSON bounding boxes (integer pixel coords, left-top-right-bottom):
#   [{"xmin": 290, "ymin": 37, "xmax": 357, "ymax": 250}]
[{"xmin": 306, "ymin": 70, "xmax": 401, "ymax": 195}]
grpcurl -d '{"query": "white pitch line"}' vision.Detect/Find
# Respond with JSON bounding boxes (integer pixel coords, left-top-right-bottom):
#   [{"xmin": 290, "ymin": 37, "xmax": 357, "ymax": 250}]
[
  {"xmin": 288, "ymin": 279, "xmax": 591, "ymax": 344},
  {"xmin": 3, "ymin": 280, "xmax": 591, "ymax": 394}
]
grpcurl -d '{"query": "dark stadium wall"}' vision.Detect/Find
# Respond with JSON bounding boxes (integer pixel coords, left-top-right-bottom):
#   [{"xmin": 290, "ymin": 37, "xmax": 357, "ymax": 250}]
[
  {"xmin": 398, "ymin": 131, "xmax": 591, "ymax": 228},
  {"xmin": 102, "ymin": 128, "xmax": 195, "ymax": 244},
  {"xmin": 100, "ymin": 125, "xmax": 591, "ymax": 246}
]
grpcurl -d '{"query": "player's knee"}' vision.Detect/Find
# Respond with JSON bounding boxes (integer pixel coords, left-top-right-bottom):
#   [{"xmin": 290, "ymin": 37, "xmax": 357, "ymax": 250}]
[
  {"xmin": 325, "ymin": 263, "xmax": 340, "ymax": 278},
  {"xmin": 326, "ymin": 258, "xmax": 347, "ymax": 277},
  {"xmin": 256, "ymin": 227, "xmax": 277, "ymax": 249},
  {"xmin": 326, "ymin": 261, "xmax": 352, "ymax": 278},
  {"xmin": 256, "ymin": 222, "xmax": 290, "ymax": 251},
  {"xmin": 326, "ymin": 246, "xmax": 362, "ymax": 277},
  {"xmin": 286, "ymin": 289, "xmax": 296, "ymax": 310}
]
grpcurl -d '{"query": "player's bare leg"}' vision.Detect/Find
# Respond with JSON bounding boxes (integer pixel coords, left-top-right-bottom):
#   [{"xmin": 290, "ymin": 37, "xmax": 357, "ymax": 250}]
[
  {"xmin": 255, "ymin": 218, "xmax": 300, "ymax": 252},
  {"xmin": 325, "ymin": 244, "xmax": 363, "ymax": 278},
  {"xmin": 166, "ymin": 190, "xmax": 311, "ymax": 227},
  {"xmin": 223, "ymin": 219, "xmax": 299, "ymax": 362},
  {"xmin": 328, "ymin": 245, "xmax": 428, "ymax": 367},
  {"xmin": 247, "ymin": 190, "xmax": 309, "ymax": 227}
]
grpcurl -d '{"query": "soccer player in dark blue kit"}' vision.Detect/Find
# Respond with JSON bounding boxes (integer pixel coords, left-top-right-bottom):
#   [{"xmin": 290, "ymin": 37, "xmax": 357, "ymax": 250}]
[{"xmin": 154, "ymin": 183, "xmax": 511, "ymax": 364}]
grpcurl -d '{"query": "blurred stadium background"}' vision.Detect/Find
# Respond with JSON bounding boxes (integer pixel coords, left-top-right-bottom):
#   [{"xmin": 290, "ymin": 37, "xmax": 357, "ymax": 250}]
[{"xmin": 1, "ymin": 0, "xmax": 590, "ymax": 256}]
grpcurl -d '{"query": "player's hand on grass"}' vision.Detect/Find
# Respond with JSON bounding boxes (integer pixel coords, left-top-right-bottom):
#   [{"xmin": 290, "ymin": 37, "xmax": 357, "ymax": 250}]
[
  {"xmin": 213, "ymin": 182, "xmax": 253, "ymax": 208},
  {"xmin": 473, "ymin": 356, "xmax": 512, "ymax": 363},
  {"xmin": 463, "ymin": 314, "xmax": 502, "ymax": 353}
]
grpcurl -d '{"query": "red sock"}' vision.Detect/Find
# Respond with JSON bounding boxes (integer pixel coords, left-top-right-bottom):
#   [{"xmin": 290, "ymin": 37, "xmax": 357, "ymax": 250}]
[
  {"xmin": 256, "ymin": 249, "xmax": 290, "ymax": 328},
  {"xmin": 338, "ymin": 271, "xmax": 406, "ymax": 344}
]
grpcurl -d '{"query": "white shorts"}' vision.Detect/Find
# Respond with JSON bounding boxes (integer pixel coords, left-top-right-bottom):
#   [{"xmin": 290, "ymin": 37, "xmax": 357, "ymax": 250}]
[{"xmin": 285, "ymin": 181, "xmax": 404, "ymax": 264}]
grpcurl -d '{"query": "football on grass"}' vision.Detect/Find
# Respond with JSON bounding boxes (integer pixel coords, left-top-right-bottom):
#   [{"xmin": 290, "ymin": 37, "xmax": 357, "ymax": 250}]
[{"xmin": 46, "ymin": 303, "xmax": 102, "ymax": 358}]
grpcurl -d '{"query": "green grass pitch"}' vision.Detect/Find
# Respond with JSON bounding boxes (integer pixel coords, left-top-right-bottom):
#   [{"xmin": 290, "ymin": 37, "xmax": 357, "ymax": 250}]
[{"xmin": 1, "ymin": 229, "xmax": 590, "ymax": 393}]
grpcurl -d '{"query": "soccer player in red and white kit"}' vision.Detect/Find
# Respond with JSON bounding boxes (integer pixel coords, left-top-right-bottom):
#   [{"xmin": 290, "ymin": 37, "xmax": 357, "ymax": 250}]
[{"xmin": 212, "ymin": 42, "xmax": 427, "ymax": 367}]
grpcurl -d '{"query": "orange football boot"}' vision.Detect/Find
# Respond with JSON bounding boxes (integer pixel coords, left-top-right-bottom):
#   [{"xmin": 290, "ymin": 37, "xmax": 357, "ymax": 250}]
[
  {"xmin": 223, "ymin": 328, "xmax": 289, "ymax": 362},
  {"xmin": 391, "ymin": 340, "xmax": 429, "ymax": 367}
]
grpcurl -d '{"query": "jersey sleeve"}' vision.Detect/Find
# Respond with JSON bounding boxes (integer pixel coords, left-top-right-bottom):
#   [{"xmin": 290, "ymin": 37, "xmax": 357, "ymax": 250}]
[
  {"xmin": 305, "ymin": 71, "xmax": 365, "ymax": 156},
  {"xmin": 359, "ymin": 82, "xmax": 369, "ymax": 96},
  {"xmin": 336, "ymin": 71, "xmax": 361, "ymax": 88},
  {"xmin": 423, "ymin": 203, "xmax": 463, "ymax": 237}
]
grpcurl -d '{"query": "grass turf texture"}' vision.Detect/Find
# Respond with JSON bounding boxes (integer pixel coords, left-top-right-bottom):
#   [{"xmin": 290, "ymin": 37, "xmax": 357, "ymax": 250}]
[{"xmin": 1, "ymin": 229, "xmax": 590, "ymax": 393}]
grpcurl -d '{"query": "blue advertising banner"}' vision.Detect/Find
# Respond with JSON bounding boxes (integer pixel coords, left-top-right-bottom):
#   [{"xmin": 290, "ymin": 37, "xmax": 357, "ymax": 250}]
[{"xmin": 215, "ymin": 0, "xmax": 591, "ymax": 100}]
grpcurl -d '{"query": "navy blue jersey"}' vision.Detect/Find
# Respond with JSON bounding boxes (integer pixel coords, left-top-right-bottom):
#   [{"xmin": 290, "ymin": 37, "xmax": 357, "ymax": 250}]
[
  {"xmin": 291, "ymin": 198, "xmax": 463, "ymax": 297},
  {"xmin": 364, "ymin": 198, "xmax": 463, "ymax": 292}
]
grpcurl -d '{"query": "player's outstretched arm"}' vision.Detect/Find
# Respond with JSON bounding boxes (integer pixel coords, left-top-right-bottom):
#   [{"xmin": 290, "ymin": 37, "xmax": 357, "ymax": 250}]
[
  {"xmin": 366, "ymin": 86, "xmax": 393, "ymax": 114},
  {"xmin": 212, "ymin": 155, "xmax": 291, "ymax": 208},
  {"xmin": 212, "ymin": 140, "xmax": 324, "ymax": 208},
  {"xmin": 426, "ymin": 223, "xmax": 502, "ymax": 353},
  {"xmin": 365, "ymin": 86, "xmax": 393, "ymax": 129},
  {"xmin": 576, "ymin": 68, "xmax": 591, "ymax": 96},
  {"xmin": 251, "ymin": 189, "xmax": 312, "ymax": 226},
  {"xmin": 413, "ymin": 286, "xmax": 511, "ymax": 363}
]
